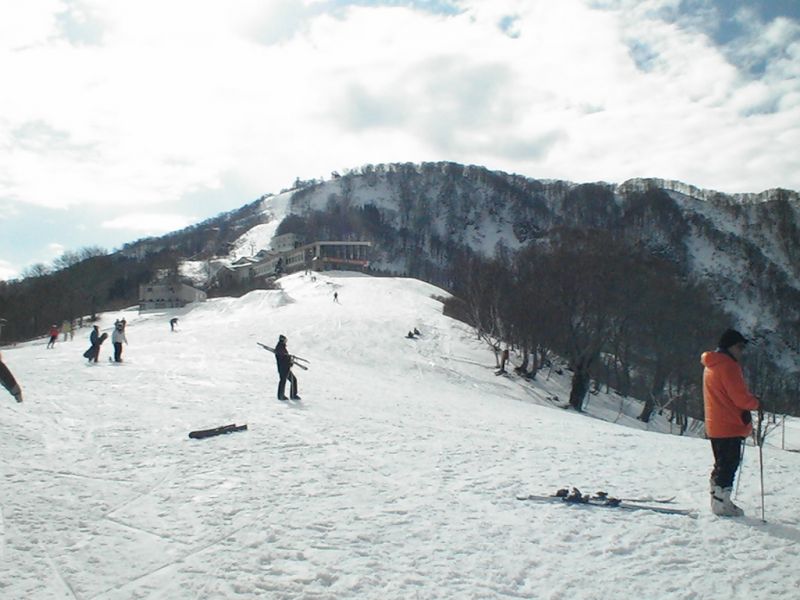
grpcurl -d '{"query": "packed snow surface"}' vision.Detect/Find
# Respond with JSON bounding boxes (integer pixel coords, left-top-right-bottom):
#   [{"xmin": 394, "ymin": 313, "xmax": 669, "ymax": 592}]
[{"xmin": 1, "ymin": 273, "xmax": 799, "ymax": 599}]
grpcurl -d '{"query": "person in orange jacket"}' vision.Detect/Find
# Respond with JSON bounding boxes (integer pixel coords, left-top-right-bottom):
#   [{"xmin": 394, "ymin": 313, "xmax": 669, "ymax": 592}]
[{"xmin": 701, "ymin": 328, "xmax": 760, "ymax": 516}]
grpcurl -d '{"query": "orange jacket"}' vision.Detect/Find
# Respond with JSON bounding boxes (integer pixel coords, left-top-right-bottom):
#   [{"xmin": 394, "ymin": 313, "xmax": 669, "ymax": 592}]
[{"xmin": 701, "ymin": 351, "xmax": 759, "ymax": 438}]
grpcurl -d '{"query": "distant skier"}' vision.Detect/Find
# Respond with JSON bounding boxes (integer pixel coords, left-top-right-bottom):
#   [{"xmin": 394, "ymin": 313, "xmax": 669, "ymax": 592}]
[
  {"xmin": 61, "ymin": 319, "xmax": 72, "ymax": 342},
  {"xmin": 701, "ymin": 328, "xmax": 760, "ymax": 517},
  {"xmin": 333, "ymin": 291, "xmax": 339, "ymax": 303},
  {"xmin": 0, "ymin": 351, "xmax": 23, "ymax": 403},
  {"xmin": 170, "ymin": 317, "xmax": 179, "ymax": 332},
  {"xmin": 496, "ymin": 348, "xmax": 510, "ymax": 375},
  {"xmin": 46, "ymin": 324, "xmax": 59, "ymax": 348},
  {"xmin": 274, "ymin": 334, "xmax": 300, "ymax": 401},
  {"xmin": 112, "ymin": 321, "xmax": 128, "ymax": 362}
]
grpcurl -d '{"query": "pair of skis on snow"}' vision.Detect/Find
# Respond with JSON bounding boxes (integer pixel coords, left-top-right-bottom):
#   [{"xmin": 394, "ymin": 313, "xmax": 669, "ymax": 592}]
[
  {"xmin": 517, "ymin": 487, "xmax": 696, "ymax": 517},
  {"xmin": 256, "ymin": 342, "xmax": 310, "ymax": 370}
]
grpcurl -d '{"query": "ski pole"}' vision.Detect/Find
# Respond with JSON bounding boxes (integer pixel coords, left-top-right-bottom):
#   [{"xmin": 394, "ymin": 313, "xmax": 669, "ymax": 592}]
[
  {"xmin": 757, "ymin": 406, "xmax": 766, "ymax": 522},
  {"xmin": 734, "ymin": 439, "xmax": 745, "ymax": 500}
]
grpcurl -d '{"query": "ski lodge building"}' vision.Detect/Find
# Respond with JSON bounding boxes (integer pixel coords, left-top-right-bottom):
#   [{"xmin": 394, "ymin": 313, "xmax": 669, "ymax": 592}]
[
  {"xmin": 231, "ymin": 234, "xmax": 371, "ymax": 285},
  {"xmin": 138, "ymin": 282, "xmax": 207, "ymax": 311}
]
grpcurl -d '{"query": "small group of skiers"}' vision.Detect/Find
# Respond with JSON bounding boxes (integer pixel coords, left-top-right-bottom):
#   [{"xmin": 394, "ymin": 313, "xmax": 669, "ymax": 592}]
[
  {"xmin": 405, "ymin": 327, "xmax": 421, "ymax": 339},
  {"xmin": 45, "ymin": 320, "xmax": 78, "ymax": 348}
]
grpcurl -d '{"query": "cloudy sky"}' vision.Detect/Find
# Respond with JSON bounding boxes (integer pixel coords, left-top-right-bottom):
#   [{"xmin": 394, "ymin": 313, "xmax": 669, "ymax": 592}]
[{"xmin": 1, "ymin": 0, "xmax": 799, "ymax": 280}]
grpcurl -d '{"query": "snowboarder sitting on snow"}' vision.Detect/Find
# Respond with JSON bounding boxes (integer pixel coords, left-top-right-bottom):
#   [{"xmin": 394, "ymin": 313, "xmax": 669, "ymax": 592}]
[
  {"xmin": 0, "ymin": 351, "xmax": 23, "ymax": 403},
  {"xmin": 701, "ymin": 328, "xmax": 759, "ymax": 517},
  {"xmin": 274, "ymin": 334, "xmax": 300, "ymax": 401}
]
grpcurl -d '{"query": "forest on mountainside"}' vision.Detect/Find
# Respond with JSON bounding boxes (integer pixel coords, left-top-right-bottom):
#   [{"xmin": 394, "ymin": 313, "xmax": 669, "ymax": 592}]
[
  {"xmin": 0, "ymin": 248, "xmax": 181, "ymax": 343},
  {"xmin": 275, "ymin": 200, "xmax": 800, "ymax": 420}
]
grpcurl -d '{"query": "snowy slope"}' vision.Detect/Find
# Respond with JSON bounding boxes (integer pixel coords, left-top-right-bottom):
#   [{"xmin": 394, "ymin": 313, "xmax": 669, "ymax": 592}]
[{"xmin": 1, "ymin": 273, "xmax": 799, "ymax": 600}]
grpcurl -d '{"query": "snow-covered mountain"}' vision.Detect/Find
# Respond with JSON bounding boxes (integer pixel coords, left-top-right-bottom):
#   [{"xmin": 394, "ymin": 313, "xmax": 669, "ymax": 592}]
[
  {"xmin": 205, "ymin": 164, "xmax": 795, "ymax": 372},
  {"xmin": 2, "ymin": 272, "xmax": 798, "ymax": 599}
]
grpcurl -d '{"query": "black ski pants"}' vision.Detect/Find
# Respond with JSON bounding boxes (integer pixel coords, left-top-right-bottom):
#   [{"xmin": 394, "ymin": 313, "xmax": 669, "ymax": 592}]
[
  {"xmin": 277, "ymin": 368, "xmax": 297, "ymax": 399},
  {"xmin": 710, "ymin": 437, "xmax": 744, "ymax": 489},
  {"xmin": 113, "ymin": 342, "xmax": 123, "ymax": 362}
]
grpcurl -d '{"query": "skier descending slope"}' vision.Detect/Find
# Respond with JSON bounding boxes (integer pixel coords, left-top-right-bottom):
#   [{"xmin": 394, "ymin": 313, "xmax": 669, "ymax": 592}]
[
  {"xmin": 701, "ymin": 329, "xmax": 760, "ymax": 517},
  {"xmin": 274, "ymin": 334, "xmax": 300, "ymax": 401}
]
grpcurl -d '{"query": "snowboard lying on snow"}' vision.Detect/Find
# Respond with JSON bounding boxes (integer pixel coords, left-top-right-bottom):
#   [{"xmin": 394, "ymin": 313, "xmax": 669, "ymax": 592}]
[
  {"xmin": 517, "ymin": 488, "xmax": 695, "ymax": 517},
  {"xmin": 189, "ymin": 423, "xmax": 248, "ymax": 440}
]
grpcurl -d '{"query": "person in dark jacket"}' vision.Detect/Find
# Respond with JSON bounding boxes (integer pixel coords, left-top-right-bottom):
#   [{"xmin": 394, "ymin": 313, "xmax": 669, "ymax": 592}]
[
  {"xmin": 83, "ymin": 325, "xmax": 106, "ymax": 363},
  {"xmin": 274, "ymin": 334, "xmax": 300, "ymax": 400},
  {"xmin": 0, "ymin": 351, "xmax": 23, "ymax": 402},
  {"xmin": 701, "ymin": 328, "xmax": 760, "ymax": 516}
]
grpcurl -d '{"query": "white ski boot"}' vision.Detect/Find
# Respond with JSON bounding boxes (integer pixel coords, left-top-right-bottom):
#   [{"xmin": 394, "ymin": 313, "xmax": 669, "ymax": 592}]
[{"xmin": 710, "ymin": 485, "xmax": 744, "ymax": 517}]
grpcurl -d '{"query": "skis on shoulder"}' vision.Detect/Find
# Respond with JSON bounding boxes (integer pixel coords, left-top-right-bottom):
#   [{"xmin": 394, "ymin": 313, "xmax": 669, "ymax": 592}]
[
  {"xmin": 256, "ymin": 343, "xmax": 309, "ymax": 370},
  {"xmin": 516, "ymin": 488, "xmax": 695, "ymax": 517}
]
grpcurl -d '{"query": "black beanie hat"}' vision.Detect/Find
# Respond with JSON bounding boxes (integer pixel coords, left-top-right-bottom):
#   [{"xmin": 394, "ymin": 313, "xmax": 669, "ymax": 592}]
[{"xmin": 718, "ymin": 329, "xmax": 748, "ymax": 349}]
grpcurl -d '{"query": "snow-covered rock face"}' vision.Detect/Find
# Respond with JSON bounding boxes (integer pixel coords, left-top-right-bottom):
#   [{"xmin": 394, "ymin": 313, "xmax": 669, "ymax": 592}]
[
  {"xmin": 233, "ymin": 164, "xmax": 798, "ymax": 371},
  {"xmin": 3, "ymin": 272, "xmax": 799, "ymax": 598}
]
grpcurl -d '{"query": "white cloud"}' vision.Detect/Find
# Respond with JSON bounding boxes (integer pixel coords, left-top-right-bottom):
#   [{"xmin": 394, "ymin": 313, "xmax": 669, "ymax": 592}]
[
  {"xmin": 0, "ymin": 0, "xmax": 798, "ymax": 235},
  {"xmin": 101, "ymin": 212, "xmax": 197, "ymax": 235},
  {"xmin": 0, "ymin": 259, "xmax": 19, "ymax": 281},
  {"xmin": 47, "ymin": 242, "xmax": 65, "ymax": 257}
]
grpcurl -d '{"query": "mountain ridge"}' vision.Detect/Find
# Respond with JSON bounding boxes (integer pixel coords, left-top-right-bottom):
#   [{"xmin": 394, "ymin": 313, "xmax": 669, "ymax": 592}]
[{"xmin": 114, "ymin": 162, "xmax": 799, "ymax": 377}]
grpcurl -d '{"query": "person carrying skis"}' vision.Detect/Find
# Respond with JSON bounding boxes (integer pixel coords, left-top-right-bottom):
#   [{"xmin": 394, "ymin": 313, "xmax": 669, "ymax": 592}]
[
  {"xmin": 112, "ymin": 321, "xmax": 128, "ymax": 362},
  {"xmin": 0, "ymin": 351, "xmax": 23, "ymax": 403},
  {"xmin": 274, "ymin": 334, "xmax": 300, "ymax": 400},
  {"xmin": 701, "ymin": 328, "xmax": 760, "ymax": 516}
]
